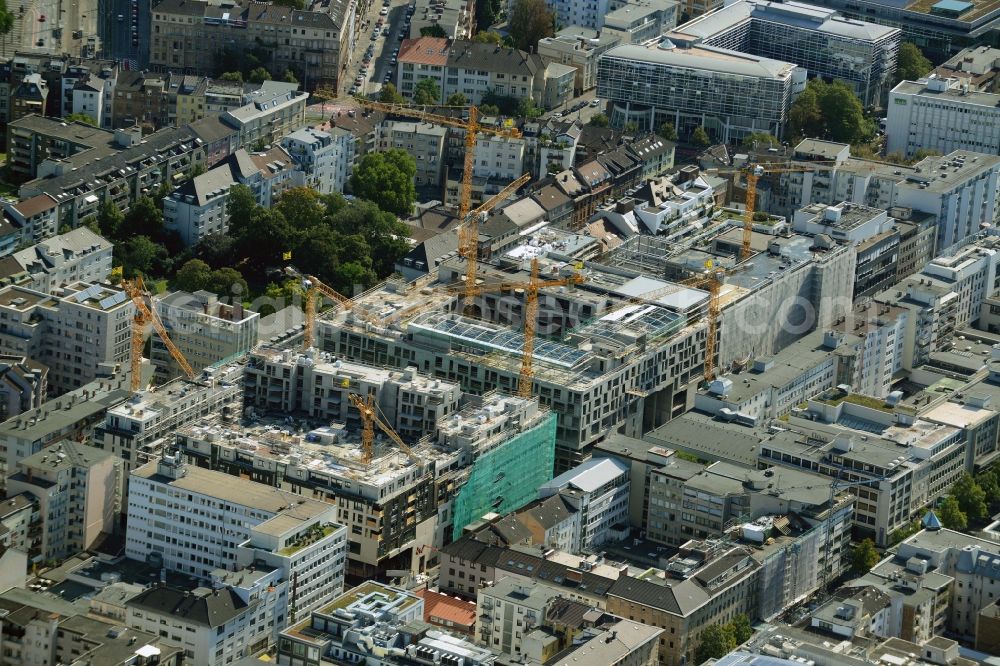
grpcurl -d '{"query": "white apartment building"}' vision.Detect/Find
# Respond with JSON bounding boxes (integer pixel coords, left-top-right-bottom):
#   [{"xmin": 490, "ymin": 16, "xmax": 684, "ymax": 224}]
[
  {"xmin": 163, "ymin": 146, "xmax": 299, "ymax": 246},
  {"xmin": 280, "ymin": 126, "xmax": 355, "ymax": 195},
  {"xmin": 126, "ymin": 455, "xmax": 347, "ymax": 618},
  {"xmin": 8, "ymin": 227, "xmax": 113, "ymax": 293},
  {"xmin": 3, "ymin": 194, "xmax": 58, "ymax": 245},
  {"xmin": 476, "ymin": 577, "xmax": 562, "ymax": 657},
  {"xmin": 825, "ymin": 302, "xmax": 909, "ymax": 399},
  {"xmin": 887, "ymin": 76, "xmax": 1000, "ymax": 158},
  {"xmin": 152, "ymin": 290, "xmax": 259, "ymax": 381},
  {"xmin": 0, "ymin": 282, "xmax": 134, "ymax": 395},
  {"xmin": 537, "ymin": 457, "xmax": 629, "ymax": 550},
  {"xmin": 220, "ymin": 82, "xmax": 307, "ymax": 149},
  {"xmin": 473, "ymin": 134, "xmax": 526, "ymax": 182},
  {"xmin": 6, "ymin": 441, "xmax": 118, "ymax": 561},
  {"xmin": 919, "ymin": 235, "xmax": 1000, "ymax": 329},
  {"xmin": 513, "ymin": 0, "xmax": 676, "ymax": 33}
]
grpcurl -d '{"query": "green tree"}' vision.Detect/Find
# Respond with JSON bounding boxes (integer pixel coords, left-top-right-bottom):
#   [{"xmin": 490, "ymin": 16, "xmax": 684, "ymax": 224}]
[
  {"xmin": 220, "ymin": 71, "xmax": 243, "ymax": 83},
  {"xmin": 515, "ymin": 96, "xmax": 542, "ymax": 119},
  {"xmin": 977, "ymin": 469, "xmax": 1000, "ymax": 511},
  {"xmin": 952, "ymin": 472, "xmax": 988, "ymax": 524},
  {"xmin": 851, "ymin": 538, "xmax": 880, "ymax": 574},
  {"xmin": 379, "ymin": 83, "xmax": 405, "ymax": 104},
  {"xmin": 896, "ymin": 42, "xmax": 932, "ymax": 83},
  {"xmin": 226, "ymin": 185, "xmax": 258, "ymax": 239},
  {"xmin": 911, "ymin": 148, "xmax": 941, "ymax": 162},
  {"xmin": 350, "ymin": 149, "xmax": 417, "ymax": 217},
  {"xmin": 0, "ymin": 6, "xmax": 13, "ymax": 57},
  {"xmin": 729, "ymin": 614, "xmax": 753, "ymax": 644},
  {"xmin": 413, "ymin": 78, "xmax": 441, "ymax": 105},
  {"xmin": 475, "ymin": 0, "xmax": 503, "ymax": 33},
  {"xmin": 209, "ymin": 267, "xmax": 248, "ymax": 299},
  {"xmin": 472, "ymin": 31, "xmax": 503, "ymax": 44},
  {"xmin": 890, "ymin": 519, "xmax": 921, "ymax": 545},
  {"xmin": 588, "ymin": 113, "xmax": 609, "ymax": 127},
  {"xmin": 174, "ymin": 259, "xmax": 213, "ymax": 292},
  {"xmin": 788, "ymin": 79, "xmax": 873, "ymax": 144},
  {"xmin": 742, "ymin": 132, "xmax": 780, "ymax": 148},
  {"xmin": 695, "ymin": 624, "xmax": 737, "ymax": 663},
  {"xmin": 657, "ymin": 122, "xmax": 677, "ymax": 141},
  {"xmin": 939, "ymin": 495, "xmax": 968, "ymax": 530},
  {"xmin": 446, "ymin": 92, "xmax": 468, "ymax": 106},
  {"xmin": 282, "ymin": 69, "xmax": 299, "ymax": 84},
  {"xmin": 248, "ymin": 66, "xmax": 271, "ymax": 84},
  {"xmin": 124, "ymin": 196, "xmax": 163, "ymax": 239},
  {"xmin": 118, "ymin": 236, "xmax": 166, "ymax": 277},
  {"xmin": 508, "ymin": 0, "xmax": 554, "ymax": 52},
  {"xmin": 275, "ymin": 187, "xmax": 325, "ymax": 232},
  {"xmin": 691, "ymin": 126, "xmax": 711, "ymax": 146},
  {"xmin": 623, "ymin": 121, "xmax": 639, "ymax": 135},
  {"xmin": 65, "ymin": 112, "xmax": 96, "ymax": 125},
  {"xmin": 96, "ymin": 199, "xmax": 125, "ymax": 239},
  {"xmin": 420, "ymin": 24, "xmax": 448, "ymax": 38},
  {"xmin": 479, "ymin": 103, "xmax": 501, "ymax": 115}
]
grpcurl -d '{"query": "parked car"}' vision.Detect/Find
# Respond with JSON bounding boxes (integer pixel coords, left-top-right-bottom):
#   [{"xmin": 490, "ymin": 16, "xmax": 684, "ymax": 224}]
[
  {"xmin": 589, "ymin": 98, "xmax": 601, "ymax": 107},
  {"xmin": 36, "ymin": 38, "xmax": 44, "ymax": 46},
  {"xmin": 39, "ymin": 13, "xmax": 46, "ymax": 21}
]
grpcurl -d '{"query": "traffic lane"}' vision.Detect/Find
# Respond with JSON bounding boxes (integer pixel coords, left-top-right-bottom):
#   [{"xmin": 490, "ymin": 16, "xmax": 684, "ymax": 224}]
[
  {"xmin": 362, "ymin": 0, "xmax": 408, "ymax": 93},
  {"xmin": 103, "ymin": 0, "xmax": 142, "ymax": 62}
]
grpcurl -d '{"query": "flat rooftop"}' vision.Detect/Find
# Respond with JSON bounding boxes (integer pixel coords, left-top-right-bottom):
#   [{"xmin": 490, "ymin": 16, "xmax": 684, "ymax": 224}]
[{"xmin": 602, "ymin": 42, "xmax": 798, "ymax": 79}]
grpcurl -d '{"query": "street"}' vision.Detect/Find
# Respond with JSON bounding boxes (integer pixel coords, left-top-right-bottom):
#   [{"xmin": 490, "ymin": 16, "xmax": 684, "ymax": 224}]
[
  {"xmin": 99, "ymin": 0, "xmax": 147, "ymax": 67},
  {"xmin": 346, "ymin": 0, "xmax": 411, "ymax": 97},
  {"xmin": 1, "ymin": 0, "xmax": 98, "ymax": 58}
]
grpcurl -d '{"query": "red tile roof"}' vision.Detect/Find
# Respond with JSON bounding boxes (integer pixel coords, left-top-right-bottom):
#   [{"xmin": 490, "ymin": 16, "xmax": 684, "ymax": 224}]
[
  {"xmin": 416, "ymin": 588, "xmax": 476, "ymax": 631},
  {"xmin": 398, "ymin": 37, "xmax": 450, "ymax": 67}
]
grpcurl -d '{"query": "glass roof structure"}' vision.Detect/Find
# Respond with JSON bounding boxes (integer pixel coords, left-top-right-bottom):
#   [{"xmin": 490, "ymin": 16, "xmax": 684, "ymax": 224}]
[
  {"xmin": 409, "ymin": 312, "xmax": 593, "ymax": 369},
  {"xmin": 577, "ymin": 303, "xmax": 686, "ymax": 341}
]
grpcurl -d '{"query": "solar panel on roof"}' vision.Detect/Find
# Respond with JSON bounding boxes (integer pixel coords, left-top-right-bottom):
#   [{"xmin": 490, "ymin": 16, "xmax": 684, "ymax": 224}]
[{"xmin": 99, "ymin": 291, "xmax": 128, "ymax": 310}]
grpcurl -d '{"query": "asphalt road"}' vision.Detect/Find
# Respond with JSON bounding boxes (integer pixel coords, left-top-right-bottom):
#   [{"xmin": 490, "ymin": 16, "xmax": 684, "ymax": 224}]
[
  {"xmin": 348, "ymin": 0, "xmax": 411, "ymax": 97},
  {"xmin": 99, "ymin": 0, "xmax": 146, "ymax": 66},
  {"xmin": 5, "ymin": 0, "xmax": 97, "ymax": 57}
]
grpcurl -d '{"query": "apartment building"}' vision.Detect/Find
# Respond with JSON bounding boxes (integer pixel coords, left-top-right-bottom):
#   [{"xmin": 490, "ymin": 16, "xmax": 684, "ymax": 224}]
[
  {"xmin": 163, "ymin": 146, "xmax": 299, "ymax": 246},
  {"xmin": 476, "ymin": 577, "xmax": 562, "ymax": 657},
  {"xmin": 221, "ymin": 82, "xmax": 308, "ymax": 149},
  {"xmin": 537, "ymin": 28, "xmax": 621, "ymax": 95},
  {"xmin": 517, "ymin": 0, "xmax": 676, "ymax": 33},
  {"xmin": 5, "ymin": 440, "xmax": 118, "ymax": 561},
  {"xmin": 0, "ymin": 371, "xmax": 131, "ymax": 480},
  {"xmin": 6, "ymin": 115, "xmax": 127, "ymax": 182},
  {"xmin": 151, "ymin": 290, "xmax": 259, "ymax": 381},
  {"xmin": 377, "ymin": 121, "xmax": 447, "ymax": 186},
  {"xmin": 112, "ymin": 70, "xmax": 170, "ymax": 130},
  {"xmin": 825, "ymin": 302, "xmax": 909, "ymax": 398},
  {"xmin": 62, "ymin": 60, "xmax": 119, "ymax": 129},
  {"xmin": 126, "ymin": 454, "xmax": 347, "ymax": 617},
  {"xmin": 409, "ymin": 0, "xmax": 472, "ymax": 39},
  {"xmin": 0, "ymin": 356, "xmax": 45, "ymax": 422},
  {"xmin": 0, "ymin": 588, "xmax": 183, "ymax": 666},
  {"xmin": 0, "ymin": 282, "xmax": 133, "ymax": 395},
  {"xmin": 669, "ymin": 0, "xmax": 900, "ymax": 107},
  {"xmin": 603, "ymin": 0, "xmax": 680, "ymax": 44},
  {"xmin": 10, "ymin": 74, "xmax": 48, "ymax": 127},
  {"xmin": 607, "ymin": 541, "xmax": 761, "ymax": 666},
  {"xmin": 6, "ymin": 227, "xmax": 113, "ymax": 293},
  {"xmin": 14, "ymin": 122, "xmax": 206, "ymax": 231},
  {"xmin": 396, "ymin": 39, "xmax": 572, "ymax": 109},
  {"xmin": 2, "ymin": 195, "xmax": 58, "ymax": 245},
  {"xmin": 92, "ymin": 363, "xmax": 245, "ymax": 491},
  {"xmin": 150, "ymin": 0, "xmax": 355, "ymax": 91},
  {"xmin": 597, "ymin": 42, "xmax": 805, "ymax": 141},
  {"xmin": 281, "ymin": 126, "xmax": 355, "ymax": 195},
  {"xmin": 537, "ymin": 457, "xmax": 630, "ymax": 551},
  {"xmin": 170, "ymin": 74, "xmax": 210, "ymax": 125}
]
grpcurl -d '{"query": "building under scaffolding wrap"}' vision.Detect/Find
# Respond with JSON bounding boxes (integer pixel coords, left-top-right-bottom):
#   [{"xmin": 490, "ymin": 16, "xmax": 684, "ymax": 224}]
[{"xmin": 449, "ymin": 408, "xmax": 557, "ymax": 541}]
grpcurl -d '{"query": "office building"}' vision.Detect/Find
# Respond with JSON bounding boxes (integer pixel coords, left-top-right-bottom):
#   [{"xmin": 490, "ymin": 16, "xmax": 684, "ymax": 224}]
[
  {"xmin": 6, "ymin": 440, "xmax": 118, "ymax": 561},
  {"xmin": 537, "ymin": 28, "xmax": 622, "ymax": 95},
  {"xmin": 151, "ymin": 290, "xmax": 259, "ymax": 382},
  {"xmin": 537, "ymin": 457, "xmax": 630, "ymax": 551},
  {"xmin": 126, "ymin": 454, "xmax": 347, "ymax": 619},
  {"xmin": 888, "ymin": 76, "xmax": 1000, "ymax": 157},
  {"xmin": 669, "ymin": 0, "xmax": 900, "ymax": 107},
  {"xmin": 597, "ymin": 41, "xmax": 805, "ymax": 141}
]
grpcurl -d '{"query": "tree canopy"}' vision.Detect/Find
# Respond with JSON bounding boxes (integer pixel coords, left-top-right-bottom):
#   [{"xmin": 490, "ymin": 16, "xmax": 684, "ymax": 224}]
[
  {"xmin": 472, "ymin": 31, "xmax": 503, "ymax": 44},
  {"xmin": 695, "ymin": 624, "xmax": 737, "ymax": 663},
  {"xmin": 65, "ymin": 112, "xmax": 97, "ymax": 126},
  {"xmin": 588, "ymin": 113, "xmax": 609, "ymax": 127},
  {"xmin": 896, "ymin": 43, "xmax": 933, "ymax": 83},
  {"xmin": 691, "ymin": 126, "xmax": 711, "ymax": 147},
  {"xmin": 851, "ymin": 538, "xmax": 880, "ymax": 574},
  {"xmin": 939, "ymin": 496, "xmax": 968, "ymax": 530},
  {"xmin": 657, "ymin": 122, "xmax": 677, "ymax": 141},
  {"xmin": 413, "ymin": 78, "xmax": 441, "ymax": 105},
  {"xmin": 350, "ymin": 149, "xmax": 417, "ymax": 218},
  {"xmin": 508, "ymin": 0, "xmax": 554, "ymax": 52},
  {"xmin": 446, "ymin": 92, "xmax": 468, "ymax": 107},
  {"xmin": 379, "ymin": 83, "xmax": 405, "ymax": 104},
  {"xmin": 952, "ymin": 472, "xmax": 988, "ymax": 523},
  {"xmin": 742, "ymin": 132, "xmax": 779, "ymax": 148},
  {"xmin": 420, "ymin": 24, "xmax": 448, "ymax": 38},
  {"xmin": 787, "ymin": 79, "xmax": 874, "ymax": 144}
]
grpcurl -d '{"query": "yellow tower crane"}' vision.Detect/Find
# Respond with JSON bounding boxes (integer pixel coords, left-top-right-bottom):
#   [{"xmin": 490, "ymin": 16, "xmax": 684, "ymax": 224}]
[
  {"xmin": 347, "ymin": 392, "xmax": 421, "ymax": 465},
  {"xmin": 446, "ymin": 258, "xmax": 585, "ymax": 397},
  {"xmin": 285, "ymin": 267, "xmax": 382, "ymax": 350},
  {"xmin": 123, "ymin": 276, "xmax": 197, "ymax": 392},
  {"xmin": 352, "ymin": 98, "xmax": 526, "ymax": 309},
  {"xmin": 708, "ymin": 161, "xmax": 839, "ymax": 261}
]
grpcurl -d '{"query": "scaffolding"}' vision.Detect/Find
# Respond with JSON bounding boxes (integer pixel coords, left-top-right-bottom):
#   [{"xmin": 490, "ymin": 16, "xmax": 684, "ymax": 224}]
[{"xmin": 451, "ymin": 412, "xmax": 557, "ymax": 540}]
